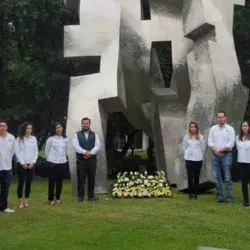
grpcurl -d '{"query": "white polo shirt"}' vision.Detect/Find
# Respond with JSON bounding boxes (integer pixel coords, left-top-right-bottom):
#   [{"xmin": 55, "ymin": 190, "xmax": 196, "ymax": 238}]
[
  {"xmin": 15, "ymin": 136, "xmax": 38, "ymax": 165},
  {"xmin": 236, "ymin": 136, "xmax": 250, "ymax": 163},
  {"xmin": 208, "ymin": 124, "xmax": 235, "ymax": 151},
  {"xmin": 0, "ymin": 133, "xmax": 15, "ymax": 171},
  {"xmin": 45, "ymin": 136, "xmax": 68, "ymax": 164}
]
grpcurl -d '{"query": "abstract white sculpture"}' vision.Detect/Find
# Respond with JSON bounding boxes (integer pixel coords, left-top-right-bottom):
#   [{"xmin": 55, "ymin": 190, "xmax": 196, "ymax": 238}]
[{"xmin": 64, "ymin": 0, "xmax": 248, "ymax": 194}]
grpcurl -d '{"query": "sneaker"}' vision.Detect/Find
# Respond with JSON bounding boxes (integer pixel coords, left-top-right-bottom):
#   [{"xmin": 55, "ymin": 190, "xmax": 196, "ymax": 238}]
[
  {"xmin": 55, "ymin": 200, "xmax": 61, "ymax": 204},
  {"xmin": 3, "ymin": 208, "xmax": 15, "ymax": 213},
  {"xmin": 48, "ymin": 201, "xmax": 55, "ymax": 205},
  {"xmin": 88, "ymin": 197, "xmax": 98, "ymax": 202},
  {"xmin": 242, "ymin": 202, "xmax": 249, "ymax": 207},
  {"xmin": 216, "ymin": 196, "xmax": 224, "ymax": 203},
  {"xmin": 226, "ymin": 198, "xmax": 232, "ymax": 204},
  {"xmin": 77, "ymin": 197, "xmax": 84, "ymax": 203},
  {"xmin": 193, "ymin": 194, "xmax": 198, "ymax": 200},
  {"xmin": 188, "ymin": 194, "xmax": 193, "ymax": 200}
]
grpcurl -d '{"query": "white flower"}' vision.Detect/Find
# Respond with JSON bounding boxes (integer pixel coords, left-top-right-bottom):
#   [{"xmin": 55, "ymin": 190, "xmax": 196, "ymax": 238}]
[
  {"xmin": 114, "ymin": 183, "xmax": 118, "ymax": 187},
  {"xmin": 117, "ymin": 193, "xmax": 122, "ymax": 198},
  {"xmin": 141, "ymin": 184, "xmax": 145, "ymax": 188},
  {"xmin": 148, "ymin": 175, "xmax": 154, "ymax": 180},
  {"xmin": 130, "ymin": 171, "xmax": 133, "ymax": 176},
  {"xmin": 129, "ymin": 193, "xmax": 134, "ymax": 198},
  {"xmin": 160, "ymin": 171, "xmax": 165, "ymax": 176},
  {"xmin": 138, "ymin": 192, "xmax": 143, "ymax": 198},
  {"xmin": 134, "ymin": 172, "xmax": 139, "ymax": 176},
  {"xmin": 123, "ymin": 192, "xmax": 129, "ymax": 197},
  {"xmin": 124, "ymin": 178, "xmax": 129, "ymax": 182},
  {"xmin": 158, "ymin": 183, "xmax": 163, "ymax": 188},
  {"xmin": 137, "ymin": 179, "xmax": 142, "ymax": 184},
  {"xmin": 147, "ymin": 193, "xmax": 151, "ymax": 197},
  {"xmin": 144, "ymin": 180, "xmax": 149, "ymax": 185},
  {"xmin": 144, "ymin": 171, "xmax": 148, "ymax": 175},
  {"xmin": 159, "ymin": 179, "xmax": 164, "ymax": 183},
  {"xmin": 128, "ymin": 181, "xmax": 134, "ymax": 187}
]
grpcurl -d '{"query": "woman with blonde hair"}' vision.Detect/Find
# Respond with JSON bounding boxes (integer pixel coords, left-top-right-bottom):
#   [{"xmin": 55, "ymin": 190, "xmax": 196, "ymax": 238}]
[{"xmin": 182, "ymin": 121, "xmax": 205, "ymax": 199}]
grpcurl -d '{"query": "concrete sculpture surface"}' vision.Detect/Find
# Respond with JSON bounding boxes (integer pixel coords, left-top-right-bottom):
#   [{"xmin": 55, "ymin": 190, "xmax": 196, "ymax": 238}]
[{"xmin": 64, "ymin": 0, "xmax": 248, "ymax": 194}]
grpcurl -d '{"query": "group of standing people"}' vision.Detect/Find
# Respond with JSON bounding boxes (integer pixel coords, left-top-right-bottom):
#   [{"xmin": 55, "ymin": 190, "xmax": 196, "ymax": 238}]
[
  {"xmin": 1, "ymin": 111, "xmax": 250, "ymax": 213},
  {"xmin": 0, "ymin": 117, "xmax": 100, "ymax": 213},
  {"xmin": 183, "ymin": 111, "xmax": 250, "ymax": 206}
]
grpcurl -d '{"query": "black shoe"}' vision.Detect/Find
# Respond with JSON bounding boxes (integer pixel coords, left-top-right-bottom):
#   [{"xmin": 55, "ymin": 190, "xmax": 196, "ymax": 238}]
[
  {"xmin": 193, "ymin": 194, "xmax": 198, "ymax": 199},
  {"xmin": 88, "ymin": 197, "xmax": 98, "ymax": 202},
  {"xmin": 77, "ymin": 197, "xmax": 84, "ymax": 203},
  {"xmin": 226, "ymin": 198, "xmax": 232, "ymax": 204},
  {"xmin": 242, "ymin": 201, "xmax": 249, "ymax": 207},
  {"xmin": 188, "ymin": 194, "xmax": 193, "ymax": 199},
  {"xmin": 216, "ymin": 196, "xmax": 224, "ymax": 203}
]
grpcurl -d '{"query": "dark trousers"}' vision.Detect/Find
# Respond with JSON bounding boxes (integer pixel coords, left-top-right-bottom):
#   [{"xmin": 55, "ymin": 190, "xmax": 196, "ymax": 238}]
[
  {"xmin": 185, "ymin": 160, "xmax": 202, "ymax": 195},
  {"xmin": 48, "ymin": 162, "xmax": 65, "ymax": 201},
  {"xmin": 239, "ymin": 163, "xmax": 250, "ymax": 203},
  {"xmin": 17, "ymin": 163, "xmax": 34, "ymax": 199},
  {"xmin": 77, "ymin": 158, "xmax": 97, "ymax": 199},
  {"xmin": 0, "ymin": 170, "xmax": 12, "ymax": 211}
]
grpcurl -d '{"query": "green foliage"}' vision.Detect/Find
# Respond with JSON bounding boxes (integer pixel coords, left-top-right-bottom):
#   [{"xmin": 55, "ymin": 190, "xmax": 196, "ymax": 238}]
[{"xmin": 1, "ymin": 0, "xmax": 68, "ymax": 135}]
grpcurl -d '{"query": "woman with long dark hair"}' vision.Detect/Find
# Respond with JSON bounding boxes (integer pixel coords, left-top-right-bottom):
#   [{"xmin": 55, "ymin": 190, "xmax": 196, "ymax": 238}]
[
  {"xmin": 15, "ymin": 121, "xmax": 38, "ymax": 208},
  {"xmin": 236, "ymin": 121, "xmax": 250, "ymax": 206},
  {"xmin": 45, "ymin": 122, "xmax": 67, "ymax": 205},
  {"xmin": 182, "ymin": 121, "xmax": 205, "ymax": 199}
]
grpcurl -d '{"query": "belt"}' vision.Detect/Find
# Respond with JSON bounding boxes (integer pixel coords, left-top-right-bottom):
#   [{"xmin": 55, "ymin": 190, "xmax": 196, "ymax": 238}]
[{"xmin": 223, "ymin": 151, "xmax": 232, "ymax": 154}]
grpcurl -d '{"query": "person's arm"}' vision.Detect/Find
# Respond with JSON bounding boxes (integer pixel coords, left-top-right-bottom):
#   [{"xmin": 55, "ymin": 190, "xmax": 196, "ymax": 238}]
[
  {"xmin": 65, "ymin": 138, "xmax": 68, "ymax": 157},
  {"xmin": 219, "ymin": 127, "xmax": 236, "ymax": 153},
  {"xmin": 32, "ymin": 137, "xmax": 39, "ymax": 164},
  {"xmin": 45, "ymin": 137, "xmax": 52, "ymax": 160},
  {"xmin": 208, "ymin": 127, "xmax": 218, "ymax": 154},
  {"xmin": 235, "ymin": 135, "xmax": 239, "ymax": 150},
  {"xmin": 90, "ymin": 134, "xmax": 100, "ymax": 155},
  {"xmin": 15, "ymin": 138, "xmax": 25, "ymax": 165},
  {"xmin": 182, "ymin": 135, "xmax": 188, "ymax": 153},
  {"xmin": 200, "ymin": 135, "xmax": 206, "ymax": 155},
  {"xmin": 72, "ymin": 133, "xmax": 86, "ymax": 154},
  {"xmin": 11, "ymin": 137, "xmax": 16, "ymax": 158}
]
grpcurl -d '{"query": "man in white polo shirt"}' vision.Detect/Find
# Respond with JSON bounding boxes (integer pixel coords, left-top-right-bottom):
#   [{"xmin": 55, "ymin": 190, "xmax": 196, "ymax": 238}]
[
  {"xmin": 208, "ymin": 111, "xmax": 235, "ymax": 203},
  {"xmin": 0, "ymin": 120, "xmax": 15, "ymax": 213}
]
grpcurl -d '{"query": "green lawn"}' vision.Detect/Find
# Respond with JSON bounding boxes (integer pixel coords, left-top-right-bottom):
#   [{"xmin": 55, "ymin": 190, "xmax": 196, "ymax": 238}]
[{"xmin": 0, "ymin": 180, "xmax": 248, "ymax": 250}]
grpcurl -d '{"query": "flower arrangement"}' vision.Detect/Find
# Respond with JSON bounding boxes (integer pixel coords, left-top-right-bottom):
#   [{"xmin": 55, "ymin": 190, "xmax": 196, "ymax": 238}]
[{"xmin": 112, "ymin": 171, "xmax": 172, "ymax": 198}]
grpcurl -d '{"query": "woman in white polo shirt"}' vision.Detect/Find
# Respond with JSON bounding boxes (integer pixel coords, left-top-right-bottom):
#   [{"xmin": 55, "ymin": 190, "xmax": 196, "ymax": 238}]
[
  {"xmin": 236, "ymin": 121, "xmax": 250, "ymax": 206},
  {"xmin": 45, "ymin": 122, "xmax": 67, "ymax": 205},
  {"xmin": 183, "ymin": 121, "xmax": 205, "ymax": 199},
  {"xmin": 15, "ymin": 122, "xmax": 38, "ymax": 208}
]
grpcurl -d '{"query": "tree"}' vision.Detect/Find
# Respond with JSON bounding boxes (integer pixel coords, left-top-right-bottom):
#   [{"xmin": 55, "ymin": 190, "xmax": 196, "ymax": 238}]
[{"xmin": 234, "ymin": 2, "xmax": 250, "ymax": 119}]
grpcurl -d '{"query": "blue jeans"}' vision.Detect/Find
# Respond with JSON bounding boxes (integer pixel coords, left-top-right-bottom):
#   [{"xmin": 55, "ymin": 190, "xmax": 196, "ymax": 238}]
[
  {"xmin": 211, "ymin": 153, "xmax": 232, "ymax": 199},
  {"xmin": 0, "ymin": 170, "xmax": 12, "ymax": 211}
]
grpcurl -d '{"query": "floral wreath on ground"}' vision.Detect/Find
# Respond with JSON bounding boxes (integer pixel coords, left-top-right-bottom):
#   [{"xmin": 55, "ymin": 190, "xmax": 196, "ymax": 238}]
[{"xmin": 112, "ymin": 171, "xmax": 172, "ymax": 198}]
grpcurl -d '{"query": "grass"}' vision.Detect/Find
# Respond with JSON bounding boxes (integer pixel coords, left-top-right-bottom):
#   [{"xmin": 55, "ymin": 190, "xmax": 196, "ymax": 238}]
[{"xmin": 0, "ymin": 180, "xmax": 248, "ymax": 250}]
